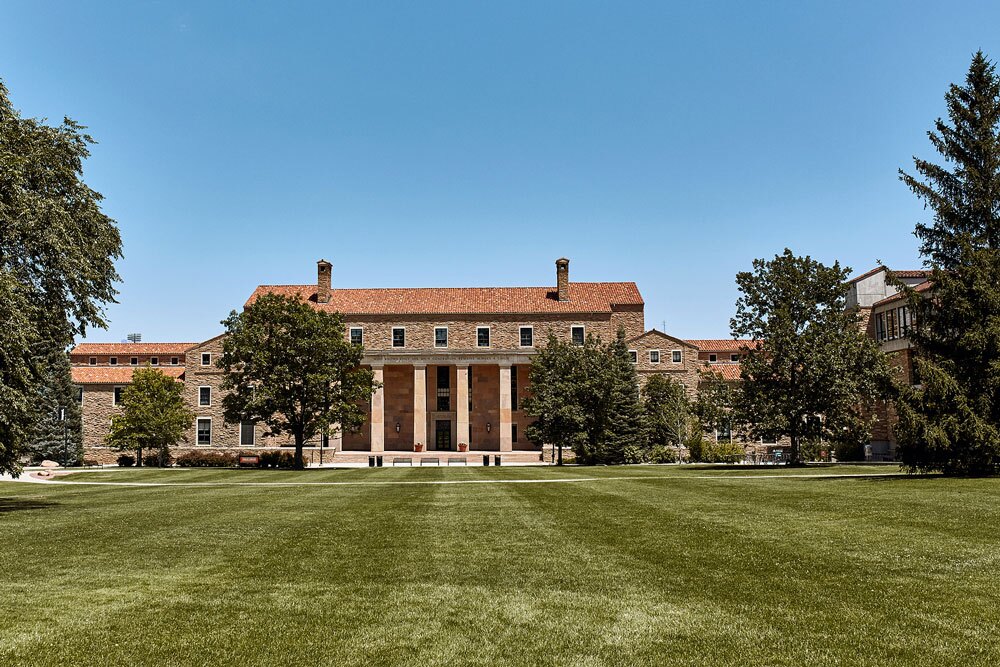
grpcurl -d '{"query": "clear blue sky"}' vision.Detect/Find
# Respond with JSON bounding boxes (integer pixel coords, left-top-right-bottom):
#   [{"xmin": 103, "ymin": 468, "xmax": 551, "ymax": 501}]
[{"xmin": 3, "ymin": 2, "xmax": 998, "ymax": 342}]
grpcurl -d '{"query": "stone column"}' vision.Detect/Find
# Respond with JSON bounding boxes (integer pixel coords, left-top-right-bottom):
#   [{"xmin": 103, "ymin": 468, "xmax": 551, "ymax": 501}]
[
  {"xmin": 371, "ymin": 365, "xmax": 384, "ymax": 452},
  {"xmin": 413, "ymin": 364, "xmax": 427, "ymax": 450},
  {"xmin": 456, "ymin": 365, "xmax": 470, "ymax": 447},
  {"xmin": 499, "ymin": 363, "xmax": 513, "ymax": 452}
]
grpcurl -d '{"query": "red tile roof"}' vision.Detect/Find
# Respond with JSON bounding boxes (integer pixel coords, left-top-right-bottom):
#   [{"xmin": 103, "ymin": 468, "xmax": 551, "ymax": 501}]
[
  {"xmin": 849, "ymin": 267, "xmax": 929, "ymax": 283},
  {"xmin": 872, "ymin": 280, "xmax": 933, "ymax": 307},
  {"xmin": 703, "ymin": 363, "xmax": 743, "ymax": 381},
  {"xmin": 686, "ymin": 339, "xmax": 760, "ymax": 352},
  {"xmin": 71, "ymin": 343, "xmax": 197, "ymax": 356},
  {"xmin": 246, "ymin": 282, "xmax": 644, "ymax": 315},
  {"xmin": 71, "ymin": 366, "xmax": 185, "ymax": 385}
]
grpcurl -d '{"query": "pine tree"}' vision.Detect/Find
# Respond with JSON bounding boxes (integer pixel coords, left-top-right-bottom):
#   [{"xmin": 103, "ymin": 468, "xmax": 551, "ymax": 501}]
[
  {"xmin": 26, "ymin": 349, "xmax": 82, "ymax": 465},
  {"xmin": 602, "ymin": 328, "xmax": 645, "ymax": 463},
  {"xmin": 895, "ymin": 51, "xmax": 1000, "ymax": 474}
]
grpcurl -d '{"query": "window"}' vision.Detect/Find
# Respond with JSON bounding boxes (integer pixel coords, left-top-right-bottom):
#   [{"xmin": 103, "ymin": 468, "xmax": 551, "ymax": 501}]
[
  {"xmin": 150, "ymin": 357, "xmax": 159, "ymax": 366},
  {"xmin": 672, "ymin": 350, "xmax": 682, "ymax": 363},
  {"xmin": 240, "ymin": 422, "xmax": 255, "ymax": 446},
  {"xmin": 199, "ymin": 386, "xmax": 211, "ymax": 407},
  {"xmin": 89, "ymin": 357, "xmax": 96, "ymax": 365},
  {"xmin": 392, "ymin": 327, "xmax": 405, "ymax": 348},
  {"xmin": 571, "ymin": 326, "xmax": 585, "ymax": 346},
  {"xmin": 709, "ymin": 354, "xmax": 717, "ymax": 362},
  {"xmin": 519, "ymin": 326, "xmax": 533, "ymax": 347},
  {"xmin": 171, "ymin": 357, "xmax": 179, "ymax": 365},
  {"xmin": 730, "ymin": 354, "xmax": 739, "ymax": 362},
  {"xmin": 886, "ymin": 308, "xmax": 898, "ymax": 340},
  {"xmin": 875, "ymin": 312, "xmax": 887, "ymax": 341},
  {"xmin": 436, "ymin": 366, "xmax": 450, "ymax": 411},
  {"xmin": 109, "ymin": 357, "xmax": 118, "ymax": 366},
  {"xmin": 435, "ymin": 327, "xmax": 448, "ymax": 348},
  {"xmin": 512, "ymin": 423, "xmax": 518, "ymax": 444},
  {"xmin": 629, "ymin": 350, "xmax": 638, "ymax": 364},
  {"xmin": 197, "ymin": 418, "xmax": 212, "ymax": 446},
  {"xmin": 511, "ymin": 366, "xmax": 518, "ymax": 412},
  {"xmin": 468, "ymin": 366, "xmax": 473, "ymax": 414},
  {"xmin": 477, "ymin": 326, "xmax": 490, "ymax": 347},
  {"xmin": 76, "ymin": 387, "xmax": 83, "ymax": 403},
  {"xmin": 201, "ymin": 352, "xmax": 212, "ymax": 366},
  {"xmin": 113, "ymin": 387, "xmax": 124, "ymax": 406},
  {"xmin": 650, "ymin": 350, "xmax": 660, "ymax": 364},
  {"xmin": 350, "ymin": 327, "xmax": 363, "ymax": 346},
  {"xmin": 130, "ymin": 357, "xmax": 138, "ymax": 366},
  {"xmin": 899, "ymin": 306, "xmax": 911, "ymax": 337}
]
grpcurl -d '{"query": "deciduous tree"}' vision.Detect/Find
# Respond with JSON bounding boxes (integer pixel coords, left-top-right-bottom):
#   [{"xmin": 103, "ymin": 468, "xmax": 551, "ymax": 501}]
[{"xmin": 106, "ymin": 367, "xmax": 193, "ymax": 466}]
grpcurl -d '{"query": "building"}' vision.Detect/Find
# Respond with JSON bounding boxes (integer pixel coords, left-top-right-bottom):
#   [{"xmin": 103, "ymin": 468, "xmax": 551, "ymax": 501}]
[{"xmin": 73, "ymin": 258, "xmax": 708, "ymax": 463}]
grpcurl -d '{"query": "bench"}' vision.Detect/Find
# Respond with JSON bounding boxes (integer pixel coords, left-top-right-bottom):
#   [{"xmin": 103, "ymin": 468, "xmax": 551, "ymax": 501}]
[
  {"xmin": 420, "ymin": 457, "xmax": 440, "ymax": 466},
  {"xmin": 447, "ymin": 457, "xmax": 467, "ymax": 466},
  {"xmin": 392, "ymin": 457, "xmax": 413, "ymax": 466}
]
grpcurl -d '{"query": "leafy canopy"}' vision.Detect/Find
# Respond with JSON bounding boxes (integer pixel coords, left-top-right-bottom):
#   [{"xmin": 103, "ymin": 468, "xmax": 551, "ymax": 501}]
[
  {"xmin": 106, "ymin": 367, "xmax": 193, "ymax": 463},
  {"xmin": 219, "ymin": 293, "xmax": 375, "ymax": 469}
]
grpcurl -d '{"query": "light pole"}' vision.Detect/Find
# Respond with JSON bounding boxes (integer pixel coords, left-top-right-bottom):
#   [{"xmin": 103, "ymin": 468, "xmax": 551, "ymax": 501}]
[{"xmin": 58, "ymin": 406, "xmax": 67, "ymax": 467}]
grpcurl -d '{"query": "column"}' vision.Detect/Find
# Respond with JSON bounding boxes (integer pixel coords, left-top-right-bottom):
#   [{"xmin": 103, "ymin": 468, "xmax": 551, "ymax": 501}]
[
  {"xmin": 456, "ymin": 365, "xmax": 470, "ymax": 447},
  {"xmin": 413, "ymin": 364, "xmax": 427, "ymax": 449},
  {"xmin": 499, "ymin": 363, "xmax": 513, "ymax": 452},
  {"xmin": 371, "ymin": 365, "xmax": 384, "ymax": 452}
]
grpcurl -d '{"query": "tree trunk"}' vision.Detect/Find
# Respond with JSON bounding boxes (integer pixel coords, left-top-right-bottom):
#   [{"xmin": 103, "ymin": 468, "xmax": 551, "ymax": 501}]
[
  {"xmin": 136, "ymin": 446, "xmax": 143, "ymax": 467},
  {"xmin": 293, "ymin": 432, "xmax": 305, "ymax": 470},
  {"xmin": 557, "ymin": 441, "xmax": 563, "ymax": 466}
]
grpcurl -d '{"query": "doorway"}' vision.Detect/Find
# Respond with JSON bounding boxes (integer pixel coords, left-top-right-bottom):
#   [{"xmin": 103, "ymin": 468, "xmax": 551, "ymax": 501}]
[{"xmin": 435, "ymin": 420, "xmax": 452, "ymax": 450}]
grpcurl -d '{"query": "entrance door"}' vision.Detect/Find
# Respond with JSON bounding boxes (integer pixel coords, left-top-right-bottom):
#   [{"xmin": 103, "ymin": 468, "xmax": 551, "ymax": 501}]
[{"xmin": 435, "ymin": 420, "xmax": 452, "ymax": 450}]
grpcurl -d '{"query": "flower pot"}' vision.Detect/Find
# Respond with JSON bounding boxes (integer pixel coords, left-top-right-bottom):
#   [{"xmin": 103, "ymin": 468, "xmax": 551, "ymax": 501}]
[
  {"xmin": 458, "ymin": 443, "xmax": 469, "ymax": 452},
  {"xmin": 414, "ymin": 443, "xmax": 424, "ymax": 453}
]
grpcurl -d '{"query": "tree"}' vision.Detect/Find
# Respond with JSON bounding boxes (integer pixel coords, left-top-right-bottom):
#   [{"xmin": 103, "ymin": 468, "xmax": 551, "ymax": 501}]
[
  {"xmin": 895, "ymin": 51, "xmax": 1000, "ymax": 474},
  {"xmin": 694, "ymin": 371, "xmax": 734, "ymax": 443},
  {"xmin": 642, "ymin": 374, "xmax": 691, "ymax": 447},
  {"xmin": 731, "ymin": 249, "xmax": 891, "ymax": 464},
  {"xmin": 218, "ymin": 293, "xmax": 376, "ymax": 469},
  {"xmin": 27, "ymin": 349, "xmax": 83, "ymax": 465},
  {"xmin": 106, "ymin": 367, "xmax": 193, "ymax": 466},
  {"xmin": 0, "ymin": 80, "xmax": 122, "ymax": 475},
  {"xmin": 523, "ymin": 329, "xmax": 643, "ymax": 464}
]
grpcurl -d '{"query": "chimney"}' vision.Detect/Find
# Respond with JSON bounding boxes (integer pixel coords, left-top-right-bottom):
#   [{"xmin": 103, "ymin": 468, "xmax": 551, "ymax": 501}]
[
  {"xmin": 317, "ymin": 259, "xmax": 332, "ymax": 304},
  {"xmin": 556, "ymin": 257, "xmax": 570, "ymax": 301}
]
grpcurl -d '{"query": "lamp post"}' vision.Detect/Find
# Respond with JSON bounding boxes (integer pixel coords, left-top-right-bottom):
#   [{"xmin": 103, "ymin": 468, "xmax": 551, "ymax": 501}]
[{"xmin": 58, "ymin": 406, "xmax": 67, "ymax": 467}]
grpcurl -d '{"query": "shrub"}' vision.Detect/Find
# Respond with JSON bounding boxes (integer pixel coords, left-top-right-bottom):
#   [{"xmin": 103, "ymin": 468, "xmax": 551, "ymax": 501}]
[
  {"xmin": 685, "ymin": 434, "xmax": 705, "ymax": 462},
  {"xmin": 702, "ymin": 440, "xmax": 745, "ymax": 464},
  {"xmin": 258, "ymin": 450, "xmax": 296, "ymax": 469},
  {"xmin": 142, "ymin": 450, "xmax": 174, "ymax": 468},
  {"xmin": 116, "ymin": 454, "xmax": 135, "ymax": 467},
  {"xmin": 648, "ymin": 445, "xmax": 678, "ymax": 464},
  {"xmin": 834, "ymin": 440, "xmax": 865, "ymax": 461},
  {"xmin": 623, "ymin": 445, "xmax": 645, "ymax": 464},
  {"xmin": 175, "ymin": 451, "xmax": 236, "ymax": 468}
]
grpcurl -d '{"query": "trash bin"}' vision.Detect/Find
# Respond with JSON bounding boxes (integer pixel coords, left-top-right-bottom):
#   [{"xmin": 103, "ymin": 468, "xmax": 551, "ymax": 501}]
[
  {"xmin": 494, "ymin": 455, "xmax": 502, "ymax": 466},
  {"xmin": 482, "ymin": 455, "xmax": 490, "ymax": 466},
  {"xmin": 376, "ymin": 455, "xmax": 383, "ymax": 467},
  {"xmin": 368, "ymin": 456, "xmax": 375, "ymax": 467}
]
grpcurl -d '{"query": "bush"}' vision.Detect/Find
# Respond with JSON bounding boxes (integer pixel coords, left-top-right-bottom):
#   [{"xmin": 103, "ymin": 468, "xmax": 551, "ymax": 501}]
[
  {"xmin": 623, "ymin": 445, "xmax": 645, "ymax": 464},
  {"xmin": 142, "ymin": 450, "xmax": 174, "ymax": 467},
  {"xmin": 701, "ymin": 440, "xmax": 745, "ymax": 463},
  {"xmin": 175, "ymin": 451, "xmax": 236, "ymax": 468},
  {"xmin": 834, "ymin": 440, "xmax": 865, "ymax": 461},
  {"xmin": 116, "ymin": 454, "xmax": 135, "ymax": 467},
  {"xmin": 648, "ymin": 445, "xmax": 678, "ymax": 464},
  {"xmin": 258, "ymin": 450, "xmax": 296, "ymax": 469},
  {"xmin": 685, "ymin": 434, "xmax": 705, "ymax": 462}
]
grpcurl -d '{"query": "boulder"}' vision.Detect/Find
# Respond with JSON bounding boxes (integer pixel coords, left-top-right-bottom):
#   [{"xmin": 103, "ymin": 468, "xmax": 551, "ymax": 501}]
[{"xmin": 39, "ymin": 460, "xmax": 59, "ymax": 468}]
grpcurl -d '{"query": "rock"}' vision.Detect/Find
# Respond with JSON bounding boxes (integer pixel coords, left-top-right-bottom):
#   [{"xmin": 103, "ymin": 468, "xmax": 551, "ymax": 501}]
[{"xmin": 40, "ymin": 460, "xmax": 59, "ymax": 468}]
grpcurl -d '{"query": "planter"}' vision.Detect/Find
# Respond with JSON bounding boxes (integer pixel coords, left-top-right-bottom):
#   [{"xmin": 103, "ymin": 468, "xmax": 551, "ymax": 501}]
[
  {"xmin": 414, "ymin": 443, "xmax": 424, "ymax": 453},
  {"xmin": 458, "ymin": 443, "xmax": 469, "ymax": 452}
]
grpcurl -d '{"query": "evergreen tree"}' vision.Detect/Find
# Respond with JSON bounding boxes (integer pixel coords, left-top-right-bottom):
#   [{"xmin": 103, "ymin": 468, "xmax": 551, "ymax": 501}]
[
  {"xmin": 106, "ymin": 367, "xmax": 193, "ymax": 466},
  {"xmin": 601, "ymin": 329, "xmax": 645, "ymax": 463},
  {"xmin": 523, "ymin": 334, "xmax": 588, "ymax": 464},
  {"xmin": 642, "ymin": 374, "xmax": 691, "ymax": 447},
  {"xmin": 26, "ymin": 349, "xmax": 82, "ymax": 465},
  {"xmin": 895, "ymin": 51, "xmax": 1000, "ymax": 474},
  {"xmin": 732, "ymin": 250, "xmax": 891, "ymax": 464}
]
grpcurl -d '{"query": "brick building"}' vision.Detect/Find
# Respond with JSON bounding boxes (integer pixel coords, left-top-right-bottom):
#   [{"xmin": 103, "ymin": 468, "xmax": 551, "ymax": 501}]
[{"xmin": 73, "ymin": 258, "xmax": 708, "ymax": 463}]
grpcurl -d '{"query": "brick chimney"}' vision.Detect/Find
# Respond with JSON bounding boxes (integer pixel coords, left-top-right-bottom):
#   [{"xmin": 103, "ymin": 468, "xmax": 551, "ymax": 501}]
[
  {"xmin": 556, "ymin": 257, "xmax": 570, "ymax": 301},
  {"xmin": 317, "ymin": 259, "xmax": 332, "ymax": 304}
]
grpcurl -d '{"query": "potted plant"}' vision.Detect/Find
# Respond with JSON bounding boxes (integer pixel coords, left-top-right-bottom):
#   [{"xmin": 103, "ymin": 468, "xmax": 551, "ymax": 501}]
[
  {"xmin": 458, "ymin": 442, "xmax": 468, "ymax": 452},
  {"xmin": 414, "ymin": 442, "xmax": 424, "ymax": 452}
]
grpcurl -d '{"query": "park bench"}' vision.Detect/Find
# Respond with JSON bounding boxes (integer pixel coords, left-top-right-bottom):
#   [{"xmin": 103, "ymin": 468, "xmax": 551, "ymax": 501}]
[
  {"xmin": 447, "ymin": 457, "xmax": 467, "ymax": 466},
  {"xmin": 420, "ymin": 457, "xmax": 440, "ymax": 466},
  {"xmin": 392, "ymin": 457, "xmax": 413, "ymax": 466}
]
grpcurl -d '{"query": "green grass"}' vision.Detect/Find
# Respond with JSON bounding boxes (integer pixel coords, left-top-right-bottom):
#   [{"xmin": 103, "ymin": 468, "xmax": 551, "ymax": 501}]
[{"xmin": 2, "ymin": 465, "xmax": 999, "ymax": 666}]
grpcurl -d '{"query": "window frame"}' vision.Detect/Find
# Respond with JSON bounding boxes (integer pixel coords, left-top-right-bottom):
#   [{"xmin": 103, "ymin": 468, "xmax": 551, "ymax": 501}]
[
  {"xmin": 349, "ymin": 327, "xmax": 364, "ymax": 346},
  {"xmin": 476, "ymin": 326, "xmax": 491, "ymax": 348},
  {"xmin": 198, "ymin": 385, "xmax": 212, "ymax": 407},
  {"xmin": 730, "ymin": 353, "xmax": 739, "ymax": 362},
  {"xmin": 130, "ymin": 356, "xmax": 138, "ymax": 366},
  {"xmin": 629, "ymin": 349, "xmax": 638, "ymax": 364},
  {"xmin": 150, "ymin": 357, "xmax": 159, "ymax": 366},
  {"xmin": 649, "ymin": 350, "xmax": 660, "ymax": 364},
  {"xmin": 201, "ymin": 352, "xmax": 212, "ymax": 367},
  {"xmin": 519, "ymin": 326, "xmax": 534, "ymax": 348},
  {"xmin": 171, "ymin": 357, "xmax": 179, "ymax": 366},
  {"xmin": 672, "ymin": 350, "xmax": 682, "ymax": 363},
  {"xmin": 196, "ymin": 418, "xmax": 212, "ymax": 446},
  {"xmin": 109, "ymin": 357, "xmax": 118, "ymax": 366},
  {"xmin": 434, "ymin": 326, "xmax": 449, "ymax": 348},
  {"xmin": 392, "ymin": 327, "xmax": 406, "ymax": 348},
  {"xmin": 571, "ymin": 325, "xmax": 585, "ymax": 346},
  {"xmin": 240, "ymin": 421, "xmax": 256, "ymax": 447},
  {"xmin": 89, "ymin": 357, "xmax": 97, "ymax": 366},
  {"xmin": 709, "ymin": 353, "xmax": 717, "ymax": 362},
  {"xmin": 113, "ymin": 386, "xmax": 124, "ymax": 406}
]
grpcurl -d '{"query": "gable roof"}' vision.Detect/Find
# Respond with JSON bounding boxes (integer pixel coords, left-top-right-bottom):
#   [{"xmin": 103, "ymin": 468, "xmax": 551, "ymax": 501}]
[
  {"xmin": 849, "ymin": 266, "xmax": 929, "ymax": 284},
  {"xmin": 627, "ymin": 328, "xmax": 697, "ymax": 348},
  {"xmin": 686, "ymin": 339, "xmax": 760, "ymax": 352},
  {"xmin": 71, "ymin": 342, "xmax": 197, "ymax": 356},
  {"xmin": 71, "ymin": 366, "xmax": 186, "ymax": 385},
  {"xmin": 246, "ymin": 282, "xmax": 643, "ymax": 316}
]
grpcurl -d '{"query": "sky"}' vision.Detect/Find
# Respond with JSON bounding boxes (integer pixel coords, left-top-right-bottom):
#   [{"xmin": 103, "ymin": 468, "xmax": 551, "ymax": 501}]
[{"xmin": 3, "ymin": 1, "xmax": 999, "ymax": 342}]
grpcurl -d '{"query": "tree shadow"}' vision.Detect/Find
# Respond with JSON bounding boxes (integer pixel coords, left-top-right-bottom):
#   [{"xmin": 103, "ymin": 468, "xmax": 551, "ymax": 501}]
[{"xmin": 0, "ymin": 497, "xmax": 60, "ymax": 513}]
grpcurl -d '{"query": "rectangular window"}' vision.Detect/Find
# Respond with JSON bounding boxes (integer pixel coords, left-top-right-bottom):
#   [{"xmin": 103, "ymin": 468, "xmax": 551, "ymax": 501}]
[
  {"xmin": 435, "ymin": 327, "xmax": 448, "ymax": 348},
  {"xmin": 512, "ymin": 423, "xmax": 518, "ymax": 444},
  {"xmin": 130, "ymin": 357, "xmax": 138, "ymax": 366},
  {"xmin": 76, "ymin": 387, "xmax": 83, "ymax": 403},
  {"xmin": 113, "ymin": 386, "xmax": 124, "ymax": 406},
  {"xmin": 171, "ymin": 357, "xmax": 179, "ymax": 365},
  {"xmin": 709, "ymin": 353, "xmax": 717, "ymax": 362},
  {"xmin": 150, "ymin": 357, "xmax": 159, "ymax": 366},
  {"xmin": 730, "ymin": 353, "xmax": 739, "ymax": 362},
  {"xmin": 436, "ymin": 365, "xmax": 450, "ymax": 411},
  {"xmin": 240, "ymin": 422, "xmax": 255, "ymax": 446},
  {"xmin": 89, "ymin": 357, "xmax": 96, "ymax": 365},
  {"xmin": 650, "ymin": 350, "xmax": 660, "ymax": 364},
  {"xmin": 201, "ymin": 352, "xmax": 212, "ymax": 366},
  {"xmin": 899, "ymin": 306, "xmax": 911, "ymax": 337},
  {"xmin": 199, "ymin": 386, "xmax": 211, "ymax": 406},
  {"xmin": 519, "ymin": 326, "xmax": 533, "ymax": 347},
  {"xmin": 511, "ymin": 366, "xmax": 518, "ymax": 412},
  {"xmin": 109, "ymin": 357, "xmax": 118, "ymax": 366},
  {"xmin": 875, "ymin": 313, "xmax": 886, "ymax": 341},
  {"xmin": 477, "ymin": 326, "xmax": 490, "ymax": 347},
  {"xmin": 886, "ymin": 308, "xmax": 898, "ymax": 340},
  {"xmin": 672, "ymin": 350, "xmax": 682, "ymax": 363},
  {"xmin": 629, "ymin": 350, "xmax": 638, "ymax": 364},
  {"xmin": 571, "ymin": 326, "xmax": 585, "ymax": 346},
  {"xmin": 392, "ymin": 327, "xmax": 405, "ymax": 348},
  {"xmin": 350, "ymin": 327, "xmax": 363, "ymax": 346},
  {"xmin": 197, "ymin": 418, "xmax": 212, "ymax": 446}
]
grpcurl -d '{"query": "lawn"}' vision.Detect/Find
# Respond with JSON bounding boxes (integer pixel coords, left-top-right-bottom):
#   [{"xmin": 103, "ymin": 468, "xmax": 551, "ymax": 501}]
[{"xmin": 2, "ymin": 465, "xmax": 999, "ymax": 666}]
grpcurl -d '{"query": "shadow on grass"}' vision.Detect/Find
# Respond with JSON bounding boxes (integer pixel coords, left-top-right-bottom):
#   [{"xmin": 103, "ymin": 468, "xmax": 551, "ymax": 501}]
[{"xmin": 0, "ymin": 497, "xmax": 60, "ymax": 513}]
